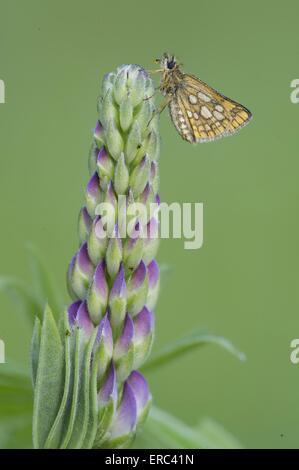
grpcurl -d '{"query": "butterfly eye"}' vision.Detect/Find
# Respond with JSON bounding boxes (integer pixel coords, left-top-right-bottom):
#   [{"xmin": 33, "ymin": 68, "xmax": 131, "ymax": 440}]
[
  {"xmin": 154, "ymin": 58, "xmax": 160, "ymax": 64},
  {"xmin": 167, "ymin": 60, "xmax": 175, "ymax": 70}
]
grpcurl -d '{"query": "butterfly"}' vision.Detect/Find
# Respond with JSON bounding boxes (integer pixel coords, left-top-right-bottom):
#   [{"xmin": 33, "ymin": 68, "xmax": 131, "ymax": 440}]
[{"xmin": 154, "ymin": 53, "xmax": 252, "ymax": 143}]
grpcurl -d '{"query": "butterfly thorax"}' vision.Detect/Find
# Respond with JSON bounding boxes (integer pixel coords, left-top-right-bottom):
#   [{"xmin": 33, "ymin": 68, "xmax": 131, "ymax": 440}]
[{"xmin": 160, "ymin": 67, "xmax": 185, "ymax": 96}]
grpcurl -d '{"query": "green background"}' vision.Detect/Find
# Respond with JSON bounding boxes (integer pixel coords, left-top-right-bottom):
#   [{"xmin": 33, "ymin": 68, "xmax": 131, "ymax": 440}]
[{"xmin": 0, "ymin": 0, "xmax": 298, "ymax": 448}]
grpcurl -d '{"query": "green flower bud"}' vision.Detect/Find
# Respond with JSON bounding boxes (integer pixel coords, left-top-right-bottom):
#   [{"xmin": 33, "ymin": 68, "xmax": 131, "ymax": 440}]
[
  {"xmin": 106, "ymin": 227, "xmax": 123, "ymax": 280},
  {"xmin": 125, "ymin": 120, "xmax": 141, "ymax": 164},
  {"xmin": 87, "ymin": 216, "xmax": 108, "ymax": 265},
  {"xmin": 106, "ymin": 120, "xmax": 124, "ymax": 161},
  {"xmin": 101, "ymin": 88, "xmax": 118, "ymax": 129},
  {"xmin": 109, "ymin": 264, "xmax": 127, "ymax": 337},
  {"xmin": 127, "ymin": 67, "xmax": 146, "ymax": 107},
  {"xmin": 67, "ymin": 243, "xmax": 94, "ymax": 300},
  {"xmin": 136, "ymin": 99, "xmax": 154, "ymax": 136},
  {"xmin": 85, "ymin": 172, "xmax": 102, "ymax": 217},
  {"xmin": 78, "ymin": 207, "xmax": 92, "ymax": 243},
  {"xmin": 130, "ymin": 155, "xmax": 151, "ymax": 197},
  {"xmin": 87, "ymin": 262, "xmax": 109, "ymax": 325},
  {"xmin": 127, "ymin": 261, "xmax": 148, "ymax": 316},
  {"xmin": 96, "ymin": 146, "xmax": 114, "ymax": 186},
  {"xmin": 113, "ymin": 314, "xmax": 134, "ymax": 381},
  {"xmin": 120, "ymin": 96, "xmax": 134, "ymax": 132},
  {"xmin": 114, "ymin": 153, "xmax": 129, "ymax": 195},
  {"xmin": 124, "ymin": 230, "xmax": 144, "ymax": 272},
  {"xmin": 113, "ymin": 68, "xmax": 128, "ymax": 105}
]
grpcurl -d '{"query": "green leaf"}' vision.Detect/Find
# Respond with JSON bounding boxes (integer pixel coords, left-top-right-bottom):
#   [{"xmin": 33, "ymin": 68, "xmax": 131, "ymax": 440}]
[
  {"xmin": 134, "ymin": 406, "xmax": 205, "ymax": 449},
  {"xmin": 195, "ymin": 417, "xmax": 242, "ymax": 449},
  {"xmin": 26, "ymin": 243, "xmax": 63, "ymax": 319},
  {"xmin": 31, "ymin": 317, "xmax": 41, "ymax": 387},
  {"xmin": 64, "ymin": 328, "xmax": 97, "ymax": 449},
  {"xmin": 134, "ymin": 407, "xmax": 242, "ymax": 449},
  {"xmin": 141, "ymin": 330, "xmax": 246, "ymax": 373},
  {"xmin": 0, "ymin": 276, "xmax": 42, "ymax": 324},
  {"xmin": 82, "ymin": 338, "xmax": 101, "ymax": 449},
  {"xmin": 32, "ymin": 305, "xmax": 64, "ymax": 449},
  {"xmin": 60, "ymin": 327, "xmax": 81, "ymax": 448},
  {"xmin": 44, "ymin": 312, "xmax": 72, "ymax": 449}
]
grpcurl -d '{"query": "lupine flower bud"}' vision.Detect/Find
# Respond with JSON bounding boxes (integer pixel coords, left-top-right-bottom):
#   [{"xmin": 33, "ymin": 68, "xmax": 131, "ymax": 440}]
[
  {"xmin": 67, "ymin": 243, "xmax": 94, "ymax": 299},
  {"xmin": 87, "ymin": 262, "xmax": 109, "ymax": 325},
  {"xmin": 86, "ymin": 172, "xmax": 102, "ymax": 217},
  {"xmin": 109, "ymin": 264, "xmax": 127, "ymax": 334},
  {"xmin": 133, "ymin": 307, "xmax": 154, "ymax": 369},
  {"xmin": 125, "ymin": 121, "xmax": 142, "ymax": 164},
  {"xmin": 97, "ymin": 146, "xmax": 114, "ymax": 186},
  {"xmin": 106, "ymin": 226, "xmax": 123, "ymax": 280},
  {"xmin": 143, "ymin": 217, "xmax": 159, "ymax": 264},
  {"xmin": 87, "ymin": 216, "xmax": 108, "ymax": 265},
  {"xmin": 114, "ymin": 153, "xmax": 129, "ymax": 195},
  {"xmin": 32, "ymin": 64, "xmax": 160, "ymax": 449},
  {"xmin": 78, "ymin": 207, "xmax": 92, "ymax": 243},
  {"xmin": 127, "ymin": 261, "xmax": 148, "ymax": 316},
  {"xmin": 94, "ymin": 121, "xmax": 104, "ymax": 146},
  {"xmin": 95, "ymin": 313, "xmax": 113, "ymax": 383},
  {"xmin": 123, "ymin": 227, "xmax": 144, "ymax": 271},
  {"xmin": 146, "ymin": 259, "xmax": 160, "ymax": 310},
  {"xmin": 127, "ymin": 371, "xmax": 152, "ymax": 426},
  {"xmin": 130, "ymin": 155, "xmax": 151, "ymax": 197},
  {"xmin": 113, "ymin": 314, "xmax": 134, "ymax": 381}
]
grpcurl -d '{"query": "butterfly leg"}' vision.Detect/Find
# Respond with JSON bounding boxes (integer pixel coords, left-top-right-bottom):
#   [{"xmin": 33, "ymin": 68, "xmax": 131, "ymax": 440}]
[
  {"xmin": 143, "ymin": 86, "xmax": 160, "ymax": 101},
  {"xmin": 146, "ymin": 69, "xmax": 164, "ymax": 75},
  {"xmin": 147, "ymin": 95, "xmax": 172, "ymax": 127}
]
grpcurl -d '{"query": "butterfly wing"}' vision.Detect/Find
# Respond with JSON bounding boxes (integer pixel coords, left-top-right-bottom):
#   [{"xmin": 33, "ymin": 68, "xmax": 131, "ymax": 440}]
[{"xmin": 169, "ymin": 73, "xmax": 252, "ymax": 143}]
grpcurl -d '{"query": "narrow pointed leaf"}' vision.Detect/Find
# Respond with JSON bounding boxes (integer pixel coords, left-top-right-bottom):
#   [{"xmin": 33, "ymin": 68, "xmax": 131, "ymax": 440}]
[
  {"xmin": 141, "ymin": 330, "xmax": 246, "ymax": 373},
  {"xmin": 32, "ymin": 305, "xmax": 64, "ymax": 449}
]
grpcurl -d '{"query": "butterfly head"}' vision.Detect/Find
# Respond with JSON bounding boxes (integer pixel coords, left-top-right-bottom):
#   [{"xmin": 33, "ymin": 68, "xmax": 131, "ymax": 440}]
[{"xmin": 155, "ymin": 53, "xmax": 179, "ymax": 71}]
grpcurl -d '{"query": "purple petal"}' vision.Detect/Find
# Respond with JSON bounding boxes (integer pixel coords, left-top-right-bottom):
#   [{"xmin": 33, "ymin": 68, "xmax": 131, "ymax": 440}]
[
  {"xmin": 86, "ymin": 172, "xmax": 100, "ymax": 198},
  {"xmin": 140, "ymin": 182, "xmax": 150, "ymax": 203},
  {"xmin": 94, "ymin": 120, "xmax": 104, "ymax": 140},
  {"xmin": 95, "ymin": 312, "xmax": 113, "ymax": 352},
  {"xmin": 98, "ymin": 362, "xmax": 117, "ymax": 404},
  {"xmin": 93, "ymin": 261, "xmax": 108, "ymax": 297},
  {"xmin": 133, "ymin": 306, "xmax": 154, "ymax": 339},
  {"xmin": 131, "ymin": 261, "xmax": 147, "ymax": 290},
  {"xmin": 127, "ymin": 371, "xmax": 151, "ymax": 414},
  {"xmin": 81, "ymin": 206, "xmax": 92, "ymax": 229},
  {"xmin": 110, "ymin": 264, "xmax": 127, "ymax": 299},
  {"xmin": 77, "ymin": 242, "xmax": 93, "ymax": 275},
  {"xmin": 115, "ymin": 314, "xmax": 134, "ymax": 355},
  {"xmin": 67, "ymin": 254, "xmax": 76, "ymax": 278},
  {"xmin": 147, "ymin": 260, "xmax": 159, "ymax": 288},
  {"xmin": 139, "ymin": 155, "xmax": 147, "ymax": 169},
  {"xmin": 97, "ymin": 145, "xmax": 108, "ymax": 164},
  {"xmin": 146, "ymin": 217, "xmax": 158, "ymax": 239},
  {"xmin": 150, "ymin": 160, "xmax": 157, "ymax": 180},
  {"xmin": 106, "ymin": 180, "xmax": 117, "ymax": 205},
  {"xmin": 110, "ymin": 382, "xmax": 137, "ymax": 438},
  {"xmin": 67, "ymin": 300, "xmax": 82, "ymax": 328},
  {"xmin": 76, "ymin": 301, "xmax": 93, "ymax": 336}
]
